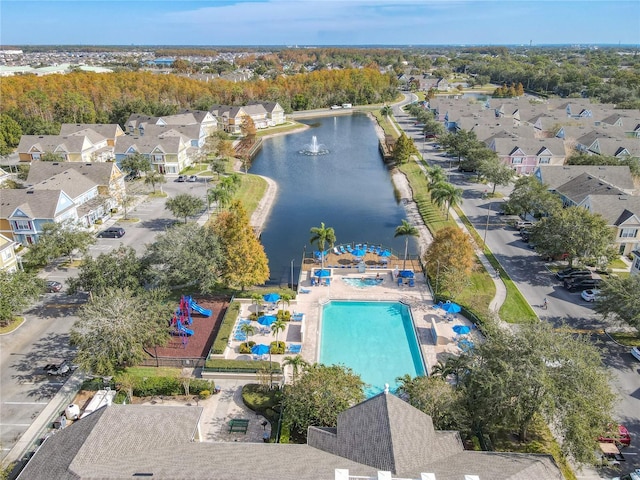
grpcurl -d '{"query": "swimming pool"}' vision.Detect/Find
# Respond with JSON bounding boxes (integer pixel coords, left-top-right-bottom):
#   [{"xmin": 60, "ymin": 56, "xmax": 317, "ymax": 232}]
[
  {"xmin": 319, "ymin": 301, "xmax": 426, "ymax": 397},
  {"xmin": 342, "ymin": 277, "xmax": 383, "ymax": 288}
]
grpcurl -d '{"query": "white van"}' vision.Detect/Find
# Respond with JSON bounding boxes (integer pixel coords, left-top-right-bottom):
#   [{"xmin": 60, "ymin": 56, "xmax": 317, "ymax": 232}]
[{"xmin": 342, "ymin": 103, "xmax": 352, "ymax": 109}]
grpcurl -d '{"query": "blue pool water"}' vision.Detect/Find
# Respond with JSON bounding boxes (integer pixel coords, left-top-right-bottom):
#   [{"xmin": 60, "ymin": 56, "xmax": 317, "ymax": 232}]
[
  {"xmin": 342, "ymin": 277, "xmax": 383, "ymax": 288},
  {"xmin": 319, "ymin": 301, "xmax": 426, "ymax": 397}
]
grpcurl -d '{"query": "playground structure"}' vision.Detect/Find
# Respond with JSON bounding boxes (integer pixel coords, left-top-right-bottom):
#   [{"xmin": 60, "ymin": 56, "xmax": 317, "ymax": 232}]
[{"xmin": 170, "ymin": 296, "xmax": 212, "ymax": 347}]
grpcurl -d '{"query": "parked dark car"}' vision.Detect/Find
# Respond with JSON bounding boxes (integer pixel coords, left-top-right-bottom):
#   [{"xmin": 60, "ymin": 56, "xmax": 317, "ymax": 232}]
[
  {"xmin": 45, "ymin": 281, "xmax": 63, "ymax": 293},
  {"xmin": 176, "ymin": 175, "xmax": 186, "ymax": 182},
  {"xmin": 556, "ymin": 269, "xmax": 591, "ymax": 280},
  {"xmin": 564, "ymin": 277, "xmax": 601, "ymax": 292},
  {"xmin": 97, "ymin": 227, "xmax": 125, "ymax": 238}
]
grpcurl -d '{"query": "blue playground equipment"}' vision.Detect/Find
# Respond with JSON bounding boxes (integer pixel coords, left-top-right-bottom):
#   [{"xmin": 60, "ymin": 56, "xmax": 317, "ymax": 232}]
[{"xmin": 186, "ymin": 296, "xmax": 212, "ymax": 317}]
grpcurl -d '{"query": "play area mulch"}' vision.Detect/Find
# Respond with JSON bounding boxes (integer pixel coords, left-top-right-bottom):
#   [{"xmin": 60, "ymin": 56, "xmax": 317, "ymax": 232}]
[{"xmin": 150, "ymin": 296, "xmax": 230, "ymax": 360}]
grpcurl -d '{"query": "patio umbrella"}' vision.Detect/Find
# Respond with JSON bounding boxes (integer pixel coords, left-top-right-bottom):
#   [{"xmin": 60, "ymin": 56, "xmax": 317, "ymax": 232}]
[
  {"xmin": 380, "ymin": 250, "xmax": 392, "ymax": 257},
  {"xmin": 257, "ymin": 315, "xmax": 277, "ymax": 326},
  {"xmin": 352, "ymin": 248, "xmax": 367, "ymax": 258},
  {"xmin": 263, "ymin": 293, "xmax": 280, "ymax": 303},
  {"xmin": 399, "ymin": 270, "xmax": 415, "ymax": 278},
  {"xmin": 441, "ymin": 302, "xmax": 461, "ymax": 314},
  {"xmin": 315, "ymin": 269, "xmax": 331, "ymax": 278},
  {"xmin": 452, "ymin": 325, "xmax": 471, "ymax": 335},
  {"xmin": 251, "ymin": 344, "xmax": 270, "ymax": 355}
]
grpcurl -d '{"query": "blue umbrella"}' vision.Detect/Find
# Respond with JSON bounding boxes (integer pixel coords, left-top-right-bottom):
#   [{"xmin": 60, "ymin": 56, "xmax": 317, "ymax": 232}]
[
  {"xmin": 315, "ymin": 269, "xmax": 331, "ymax": 278},
  {"xmin": 441, "ymin": 302, "xmax": 461, "ymax": 314},
  {"xmin": 399, "ymin": 270, "xmax": 415, "ymax": 278},
  {"xmin": 380, "ymin": 250, "xmax": 392, "ymax": 257},
  {"xmin": 251, "ymin": 344, "xmax": 270, "ymax": 355},
  {"xmin": 352, "ymin": 248, "xmax": 367, "ymax": 257},
  {"xmin": 453, "ymin": 325, "xmax": 471, "ymax": 335},
  {"xmin": 257, "ymin": 315, "xmax": 277, "ymax": 326},
  {"xmin": 263, "ymin": 293, "xmax": 280, "ymax": 303}
]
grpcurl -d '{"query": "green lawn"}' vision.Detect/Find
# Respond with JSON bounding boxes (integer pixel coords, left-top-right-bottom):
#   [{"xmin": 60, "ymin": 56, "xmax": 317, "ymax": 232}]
[
  {"xmin": 256, "ymin": 122, "xmax": 307, "ymax": 137},
  {"xmin": 235, "ymin": 174, "xmax": 267, "ymax": 218},
  {"xmin": 120, "ymin": 366, "xmax": 182, "ymax": 379}
]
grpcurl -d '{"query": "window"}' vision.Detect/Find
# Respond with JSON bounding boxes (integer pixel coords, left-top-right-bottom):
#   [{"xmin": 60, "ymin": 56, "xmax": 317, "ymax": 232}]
[
  {"xmin": 512, "ymin": 157, "xmax": 523, "ymax": 164},
  {"xmin": 1, "ymin": 249, "xmax": 11, "ymax": 261},
  {"xmin": 539, "ymin": 157, "xmax": 551, "ymax": 164},
  {"xmin": 620, "ymin": 228, "xmax": 638, "ymax": 239},
  {"xmin": 14, "ymin": 220, "xmax": 31, "ymax": 231},
  {"xmin": 634, "ymin": 256, "xmax": 640, "ymax": 271}
]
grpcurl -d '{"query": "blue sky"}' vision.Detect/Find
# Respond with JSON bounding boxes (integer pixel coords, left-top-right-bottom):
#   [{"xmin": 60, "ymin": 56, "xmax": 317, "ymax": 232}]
[{"xmin": 1, "ymin": 1, "xmax": 638, "ymax": 46}]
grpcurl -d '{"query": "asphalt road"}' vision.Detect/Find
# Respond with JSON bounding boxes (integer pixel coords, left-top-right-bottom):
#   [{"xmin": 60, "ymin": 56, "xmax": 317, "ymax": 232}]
[{"xmin": 396, "ymin": 101, "xmax": 640, "ymax": 475}]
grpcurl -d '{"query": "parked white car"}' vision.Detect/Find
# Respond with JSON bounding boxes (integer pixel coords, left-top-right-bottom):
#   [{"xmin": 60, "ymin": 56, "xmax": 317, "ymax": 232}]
[
  {"xmin": 631, "ymin": 347, "xmax": 640, "ymax": 362},
  {"xmin": 581, "ymin": 289, "xmax": 600, "ymax": 302}
]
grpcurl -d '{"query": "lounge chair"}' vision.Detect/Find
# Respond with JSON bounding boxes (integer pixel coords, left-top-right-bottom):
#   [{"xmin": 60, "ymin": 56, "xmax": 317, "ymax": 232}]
[
  {"xmin": 339, "ymin": 245, "xmax": 346, "ymax": 254},
  {"xmin": 408, "ymin": 278, "xmax": 415, "ymax": 287},
  {"xmin": 234, "ymin": 332, "xmax": 247, "ymax": 341},
  {"xmin": 333, "ymin": 247, "xmax": 341, "ymax": 255},
  {"xmin": 286, "ymin": 344, "xmax": 302, "ymax": 354},
  {"xmin": 291, "ymin": 313, "xmax": 305, "ymax": 321},
  {"xmin": 346, "ymin": 245, "xmax": 353, "ymax": 253},
  {"xmin": 397, "ymin": 277, "xmax": 403, "ymax": 286},
  {"xmin": 299, "ymin": 288, "xmax": 311, "ymax": 294},
  {"xmin": 324, "ymin": 278, "xmax": 331, "ymax": 286},
  {"xmin": 311, "ymin": 278, "xmax": 317, "ymax": 286}
]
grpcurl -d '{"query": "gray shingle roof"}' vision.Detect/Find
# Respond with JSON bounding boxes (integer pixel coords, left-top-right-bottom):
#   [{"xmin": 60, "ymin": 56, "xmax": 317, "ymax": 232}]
[
  {"xmin": 585, "ymin": 194, "xmax": 640, "ymax": 226},
  {"xmin": 30, "ymin": 168, "xmax": 97, "ymax": 200},
  {"xmin": 556, "ymin": 172, "xmax": 625, "ymax": 205},
  {"xmin": 59, "ymin": 123, "xmax": 124, "ymax": 140},
  {"xmin": 0, "ymin": 189, "xmax": 74, "ymax": 219},
  {"xmin": 536, "ymin": 165, "xmax": 636, "ymax": 192},
  {"xmin": 26, "ymin": 161, "xmax": 117, "ymax": 187},
  {"xmin": 16, "ymin": 387, "xmax": 563, "ymax": 480}
]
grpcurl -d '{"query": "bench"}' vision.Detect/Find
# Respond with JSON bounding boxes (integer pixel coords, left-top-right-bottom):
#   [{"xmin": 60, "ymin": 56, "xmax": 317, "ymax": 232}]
[{"xmin": 228, "ymin": 418, "xmax": 250, "ymax": 434}]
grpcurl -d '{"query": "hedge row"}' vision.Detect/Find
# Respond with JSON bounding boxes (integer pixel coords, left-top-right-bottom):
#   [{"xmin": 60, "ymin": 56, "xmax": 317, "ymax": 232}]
[
  {"xmin": 211, "ymin": 301, "xmax": 240, "ymax": 354},
  {"xmin": 204, "ymin": 358, "xmax": 281, "ymax": 373}
]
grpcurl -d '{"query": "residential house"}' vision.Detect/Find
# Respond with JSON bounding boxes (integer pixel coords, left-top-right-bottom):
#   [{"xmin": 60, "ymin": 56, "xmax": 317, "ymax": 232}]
[
  {"xmin": 16, "ymin": 390, "xmax": 562, "ymax": 480},
  {"xmin": 534, "ymin": 165, "xmax": 637, "ymax": 195},
  {"xmin": 16, "ymin": 133, "xmax": 106, "ymax": 163},
  {"xmin": 0, "ymin": 189, "xmax": 78, "ymax": 245},
  {"xmin": 59, "ymin": 123, "xmax": 125, "ymax": 148},
  {"xmin": 0, "ymin": 233, "xmax": 18, "ymax": 272},
  {"xmin": 126, "ymin": 112, "xmax": 217, "ymax": 148},
  {"xmin": 487, "ymin": 137, "xmax": 566, "ymax": 174},
  {"xmin": 583, "ymin": 194, "xmax": 640, "ymax": 256},
  {"xmin": 242, "ymin": 103, "xmax": 269, "ymax": 129},
  {"xmin": 257, "ymin": 102, "xmax": 285, "ymax": 125},
  {"xmin": 631, "ymin": 250, "xmax": 640, "ymax": 275},
  {"xmin": 209, "ymin": 105, "xmax": 247, "ymax": 134},
  {"xmin": 114, "ymin": 133, "xmax": 191, "ymax": 175}
]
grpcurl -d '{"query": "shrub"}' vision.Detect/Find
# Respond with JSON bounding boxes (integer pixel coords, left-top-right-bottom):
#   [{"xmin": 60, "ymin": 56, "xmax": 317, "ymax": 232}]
[
  {"xmin": 80, "ymin": 377, "xmax": 112, "ymax": 391},
  {"xmin": 211, "ymin": 301, "xmax": 239, "ymax": 354},
  {"xmin": 270, "ymin": 340, "xmax": 285, "ymax": 354},
  {"xmin": 279, "ymin": 422, "xmax": 291, "ymax": 444},
  {"xmin": 239, "ymin": 340, "xmax": 256, "ymax": 354},
  {"xmin": 190, "ymin": 379, "xmax": 215, "ymax": 394},
  {"xmin": 94, "ymin": 219, "xmax": 103, "ymax": 225},
  {"xmin": 249, "ymin": 312, "xmax": 259, "ymax": 321},
  {"xmin": 114, "ymin": 391, "xmax": 127, "ymax": 404},
  {"xmin": 133, "ymin": 376, "xmax": 181, "ymax": 397},
  {"xmin": 277, "ymin": 310, "xmax": 291, "ymax": 321},
  {"xmin": 205, "ymin": 358, "xmax": 281, "ymax": 373},
  {"xmin": 199, "ymin": 390, "xmax": 211, "ymax": 400}
]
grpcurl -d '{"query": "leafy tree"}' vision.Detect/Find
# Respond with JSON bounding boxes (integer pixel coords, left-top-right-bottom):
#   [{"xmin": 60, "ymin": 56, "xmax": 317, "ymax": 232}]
[
  {"xmin": 240, "ymin": 322, "xmax": 256, "ymax": 341},
  {"xmin": 144, "ymin": 170, "xmax": 166, "ymax": 193},
  {"xmin": 282, "ymin": 354, "xmax": 309, "ymax": 384},
  {"xmin": 282, "ymin": 364, "xmax": 365, "ymax": 438},
  {"xmin": 455, "ymin": 323, "xmax": 615, "ymax": 463},
  {"xmin": 477, "ymin": 155, "xmax": 513, "ymax": 194},
  {"xmin": 392, "ymin": 132, "xmax": 414, "ymax": 165},
  {"xmin": 429, "ymin": 181, "xmax": 463, "ymax": 220},
  {"xmin": 505, "ymin": 176, "xmax": 562, "ymax": 219},
  {"xmin": 53, "ymin": 91, "xmax": 96, "ymax": 124},
  {"xmin": 422, "ymin": 118, "xmax": 444, "ymax": 139},
  {"xmin": 439, "ymin": 130, "xmax": 479, "ymax": 163},
  {"xmin": 0, "ymin": 113, "xmax": 22, "ymax": 156},
  {"xmin": 67, "ymin": 246, "xmax": 147, "ymax": 296},
  {"xmin": 593, "ymin": 275, "xmax": 640, "ymax": 330},
  {"xmin": 40, "ymin": 151, "xmax": 65, "ymax": 162},
  {"xmin": 143, "ymin": 223, "xmax": 222, "ymax": 294},
  {"xmin": 530, "ymin": 207, "xmax": 614, "ymax": 268},
  {"xmin": 121, "ymin": 193, "xmax": 135, "ymax": 221},
  {"xmin": 0, "ymin": 270, "xmax": 44, "ymax": 325},
  {"xmin": 213, "ymin": 200, "xmax": 269, "ymax": 290},
  {"xmin": 309, "ymin": 222, "xmax": 336, "ymax": 271},
  {"xmin": 394, "ymin": 219, "xmax": 419, "ymax": 272},
  {"xmin": 240, "ymin": 115, "xmax": 257, "ymax": 137},
  {"xmin": 71, "ymin": 288, "xmax": 173, "ymax": 375},
  {"xmin": 423, "ymin": 226, "xmax": 475, "ymax": 298},
  {"xmin": 165, "ymin": 193, "xmax": 205, "ymax": 223},
  {"xmin": 209, "ymin": 159, "xmax": 227, "ymax": 179},
  {"xmin": 24, "ymin": 220, "xmax": 95, "ymax": 266},
  {"xmin": 396, "ymin": 374, "xmax": 464, "ymax": 430},
  {"xmin": 121, "ymin": 152, "xmax": 151, "ymax": 176}
]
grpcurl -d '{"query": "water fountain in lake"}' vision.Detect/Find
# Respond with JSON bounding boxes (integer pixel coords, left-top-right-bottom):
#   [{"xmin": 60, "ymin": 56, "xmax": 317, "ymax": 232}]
[{"xmin": 299, "ymin": 135, "xmax": 329, "ymax": 156}]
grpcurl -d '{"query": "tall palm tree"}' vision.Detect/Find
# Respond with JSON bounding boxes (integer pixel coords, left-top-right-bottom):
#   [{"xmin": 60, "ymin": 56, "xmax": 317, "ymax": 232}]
[
  {"xmin": 208, "ymin": 186, "xmax": 232, "ymax": 212},
  {"xmin": 239, "ymin": 322, "xmax": 255, "ymax": 345},
  {"xmin": 309, "ymin": 222, "xmax": 336, "ymax": 271},
  {"xmin": 430, "ymin": 182, "xmax": 464, "ymax": 220},
  {"xmin": 278, "ymin": 293, "xmax": 292, "ymax": 313},
  {"xmin": 381, "ymin": 105, "xmax": 393, "ymax": 118},
  {"xmin": 271, "ymin": 318, "xmax": 287, "ymax": 353},
  {"xmin": 144, "ymin": 170, "xmax": 166, "ymax": 193},
  {"xmin": 394, "ymin": 220, "xmax": 419, "ymax": 272},
  {"xmin": 282, "ymin": 355, "xmax": 309, "ymax": 384},
  {"xmin": 425, "ymin": 165, "xmax": 446, "ymax": 190}
]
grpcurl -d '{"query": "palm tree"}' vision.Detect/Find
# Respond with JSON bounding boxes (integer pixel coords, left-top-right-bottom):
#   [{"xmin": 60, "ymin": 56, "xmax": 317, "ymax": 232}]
[
  {"xmin": 278, "ymin": 293, "xmax": 292, "ymax": 313},
  {"xmin": 309, "ymin": 222, "xmax": 336, "ymax": 271},
  {"xmin": 270, "ymin": 318, "xmax": 287, "ymax": 352},
  {"xmin": 144, "ymin": 170, "xmax": 166, "ymax": 193},
  {"xmin": 282, "ymin": 355, "xmax": 309, "ymax": 384},
  {"xmin": 394, "ymin": 219, "xmax": 419, "ymax": 272},
  {"xmin": 425, "ymin": 165, "xmax": 446, "ymax": 190},
  {"xmin": 240, "ymin": 322, "xmax": 255, "ymax": 345},
  {"xmin": 208, "ymin": 186, "xmax": 232, "ymax": 212},
  {"xmin": 430, "ymin": 182, "xmax": 464, "ymax": 220},
  {"xmin": 381, "ymin": 105, "xmax": 393, "ymax": 118},
  {"xmin": 250, "ymin": 293, "xmax": 263, "ymax": 314}
]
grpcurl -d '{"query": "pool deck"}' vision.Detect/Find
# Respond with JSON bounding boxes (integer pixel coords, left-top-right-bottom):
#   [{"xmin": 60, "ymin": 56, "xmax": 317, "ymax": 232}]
[{"xmin": 225, "ymin": 267, "xmax": 479, "ymax": 380}]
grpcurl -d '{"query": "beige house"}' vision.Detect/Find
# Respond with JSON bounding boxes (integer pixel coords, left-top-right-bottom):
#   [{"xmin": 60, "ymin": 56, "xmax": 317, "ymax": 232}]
[
  {"xmin": 16, "ymin": 133, "xmax": 108, "ymax": 163},
  {"xmin": 0, "ymin": 234, "xmax": 18, "ymax": 272}
]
